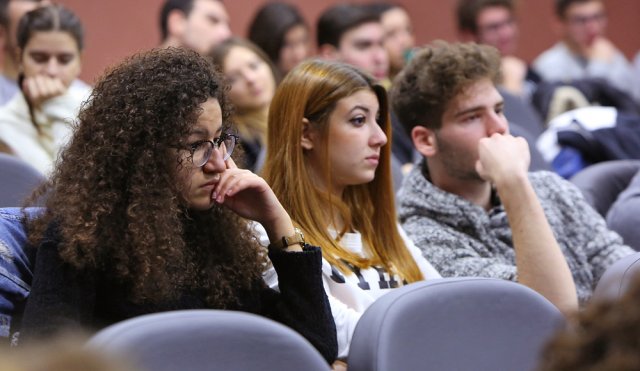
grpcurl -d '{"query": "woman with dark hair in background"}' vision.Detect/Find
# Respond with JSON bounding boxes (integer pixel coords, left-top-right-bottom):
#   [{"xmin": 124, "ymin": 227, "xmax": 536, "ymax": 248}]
[
  {"xmin": 18, "ymin": 47, "xmax": 337, "ymax": 364},
  {"xmin": 248, "ymin": 2, "xmax": 310, "ymax": 76},
  {"xmin": 0, "ymin": 4, "xmax": 90, "ymax": 174}
]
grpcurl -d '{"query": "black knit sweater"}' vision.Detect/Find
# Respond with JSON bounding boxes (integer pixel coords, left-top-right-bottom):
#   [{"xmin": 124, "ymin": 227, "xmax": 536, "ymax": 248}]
[{"xmin": 19, "ymin": 230, "xmax": 337, "ymax": 363}]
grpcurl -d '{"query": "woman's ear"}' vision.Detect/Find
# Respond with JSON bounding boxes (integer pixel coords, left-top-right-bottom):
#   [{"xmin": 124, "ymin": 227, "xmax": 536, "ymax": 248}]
[
  {"xmin": 412, "ymin": 125, "xmax": 438, "ymax": 157},
  {"xmin": 300, "ymin": 117, "xmax": 315, "ymax": 150}
]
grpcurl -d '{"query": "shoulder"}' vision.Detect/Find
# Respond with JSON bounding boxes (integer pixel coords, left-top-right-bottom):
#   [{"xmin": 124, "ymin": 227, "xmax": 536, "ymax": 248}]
[{"xmin": 533, "ymin": 43, "xmax": 569, "ymax": 68}]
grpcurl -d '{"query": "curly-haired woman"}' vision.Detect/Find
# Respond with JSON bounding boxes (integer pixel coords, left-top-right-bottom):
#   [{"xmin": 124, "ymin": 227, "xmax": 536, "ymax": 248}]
[{"xmin": 17, "ymin": 47, "xmax": 337, "ymax": 363}]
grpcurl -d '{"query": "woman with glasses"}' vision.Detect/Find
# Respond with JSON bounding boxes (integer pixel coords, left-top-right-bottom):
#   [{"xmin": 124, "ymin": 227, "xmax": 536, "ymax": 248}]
[
  {"xmin": 17, "ymin": 47, "xmax": 337, "ymax": 364},
  {"xmin": 261, "ymin": 59, "xmax": 441, "ymax": 362}
]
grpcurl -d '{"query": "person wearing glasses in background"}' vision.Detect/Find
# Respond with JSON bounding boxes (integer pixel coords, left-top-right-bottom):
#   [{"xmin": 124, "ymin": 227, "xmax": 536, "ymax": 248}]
[
  {"xmin": 16, "ymin": 47, "xmax": 338, "ymax": 364},
  {"xmin": 533, "ymin": 0, "xmax": 637, "ymax": 102}
]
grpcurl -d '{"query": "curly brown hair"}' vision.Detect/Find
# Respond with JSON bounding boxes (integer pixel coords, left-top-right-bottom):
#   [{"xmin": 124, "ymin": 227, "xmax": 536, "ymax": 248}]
[
  {"xmin": 25, "ymin": 47, "xmax": 263, "ymax": 308},
  {"xmin": 539, "ymin": 271, "xmax": 640, "ymax": 371},
  {"xmin": 390, "ymin": 40, "xmax": 501, "ymax": 134}
]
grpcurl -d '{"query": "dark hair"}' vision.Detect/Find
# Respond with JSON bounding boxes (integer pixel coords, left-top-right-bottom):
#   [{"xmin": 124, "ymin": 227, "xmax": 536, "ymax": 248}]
[
  {"xmin": 0, "ymin": 0, "xmax": 9, "ymax": 29},
  {"xmin": 555, "ymin": 0, "xmax": 598, "ymax": 19},
  {"xmin": 391, "ymin": 40, "xmax": 501, "ymax": 133},
  {"xmin": 17, "ymin": 4, "xmax": 84, "ymax": 51},
  {"xmin": 0, "ymin": 0, "xmax": 44, "ymax": 29},
  {"xmin": 248, "ymin": 2, "xmax": 306, "ymax": 68},
  {"xmin": 26, "ymin": 47, "xmax": 263, "ymax": 307},
  {"xmin": 159, "ymin": 0, "xmax": 195, "ymax": 41},
  {"xmin": 539, "ymin": 271, "xmax": 640, "ymax": 371},
  {"xmin": 316, "ymin": 4, "xmax": 380, "ymax": 48},
  {"xmin": 365, "ymin": 2, "xmax": 397, "ymax": 16},
  {"xmin": 456, "ymin": 0, "xmax": 515, "ymax": 33}
]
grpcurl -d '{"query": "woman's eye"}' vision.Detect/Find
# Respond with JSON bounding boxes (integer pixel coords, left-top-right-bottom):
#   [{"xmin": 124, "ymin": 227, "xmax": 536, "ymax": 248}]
[
  {"xmin": 249, "ymin": 61, "xmax": 261, "ymax": 71},
  {"xmin": 350, "ymin": 115, "xmax": 366, "ymax": 126},
  {"xmin": 189, "ymin": 140, "xmax": 206, "ymax": 151}
]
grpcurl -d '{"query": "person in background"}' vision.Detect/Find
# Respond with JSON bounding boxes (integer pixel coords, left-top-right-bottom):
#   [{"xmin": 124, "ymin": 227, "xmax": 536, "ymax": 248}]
[
  {"xmin": 261, "ymin": 59, "xmax": 441, "ymax": 361},
  {"xmin": 17, "ymin": 47, "xmax": 337, "ymax": 364},
  {"xmin": 0, "ymin": 4, "xmax": 90, "ymax": 175},
  {"xmin": 0, "ymin": 0, "xmax": 49, "ymax": 105},
  {"xmin": 533, "ymin": 0, "xmax": 637, "ymax": 102},
  {"xmin": 316, "ymin": 4, "xmax": 388, "ymax": 85},
  {"xmin": 248, "ymin": 2, "xmax": 310, "ymax": 77},
  {"xmin": 210, "ymin": 38, "xmax": 277, "ymax": 173},
  {"xmin": 456, "ymin": 0, "xmax": 541, "ymax": 99},
  {"xmin": 366, "ymin": 2, "xmax": 414, "ymax": 81},
  {"xmin": 159, "ymin": 0, "xmax": 231, "ymax": 55}
]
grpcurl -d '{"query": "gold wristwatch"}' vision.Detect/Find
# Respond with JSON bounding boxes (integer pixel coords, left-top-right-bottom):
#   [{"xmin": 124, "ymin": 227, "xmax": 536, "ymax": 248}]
[{"xmin": 268, "ymin": 227, "xmax": 305, "ymax": 250}]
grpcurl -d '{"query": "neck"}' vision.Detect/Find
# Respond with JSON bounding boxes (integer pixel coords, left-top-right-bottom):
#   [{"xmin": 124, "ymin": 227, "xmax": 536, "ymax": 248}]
[
  {"xmin": 426, "ymin": 160, "xmax": 493, "ymax": 211},
  {"xmin": 563, "ymin": 37, "xmax": 588, "ymax": 58}
]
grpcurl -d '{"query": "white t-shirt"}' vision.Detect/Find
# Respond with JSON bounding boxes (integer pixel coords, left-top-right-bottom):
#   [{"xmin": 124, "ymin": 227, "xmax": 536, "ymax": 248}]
[{"xmin": 257, "ymin": 223, "xmax": 441, "ymax": 359}]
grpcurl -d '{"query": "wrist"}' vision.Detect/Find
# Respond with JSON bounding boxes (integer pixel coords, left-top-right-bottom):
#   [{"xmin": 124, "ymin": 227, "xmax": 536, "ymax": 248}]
[
  {"xmin": 493, "ymin": 171, "xmax": 529, "ymax": 192},
  {"xmin": 268, "ymin": 227, "xmax": 305, "ymax": 252},
  {"xmin": 262, "ymin": 207, "xmax": 296, "ymax": 245}
]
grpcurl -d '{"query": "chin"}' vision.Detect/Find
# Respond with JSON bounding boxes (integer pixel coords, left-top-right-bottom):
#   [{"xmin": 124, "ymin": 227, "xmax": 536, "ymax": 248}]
[{"xmin": 186, "ymin": 197, "xmax": 215, "ymax": 211}]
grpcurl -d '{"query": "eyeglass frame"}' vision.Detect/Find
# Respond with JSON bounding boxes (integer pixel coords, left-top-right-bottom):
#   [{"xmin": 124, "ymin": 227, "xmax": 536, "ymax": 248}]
[{"xmin": 183, "ymin": 130, "xmax": 240, "ymax": 167}]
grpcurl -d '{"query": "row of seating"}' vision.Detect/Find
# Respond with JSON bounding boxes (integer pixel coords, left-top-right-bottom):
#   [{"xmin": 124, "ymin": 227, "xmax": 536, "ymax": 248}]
[
  {"xmin": 86, "ymin": 278, "xmax": 562, "ymax": 371},
  {"xmin": 85, "ymin": 258, "xmax": 640, "ymax": 371}
]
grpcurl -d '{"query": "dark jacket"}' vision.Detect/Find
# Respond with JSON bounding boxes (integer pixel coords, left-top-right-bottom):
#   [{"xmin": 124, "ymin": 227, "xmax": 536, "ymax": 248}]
[{"xmin": 19, "ymin": 225, "xmax": 337, "ymax": 363}]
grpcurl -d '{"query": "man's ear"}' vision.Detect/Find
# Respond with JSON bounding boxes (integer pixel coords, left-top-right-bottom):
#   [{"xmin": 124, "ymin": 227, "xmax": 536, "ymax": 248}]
[
  {"xmin": 318, "ymin": 44, "xmax": 339, "ymax": 61},
  {"xmin": 167, "ymin": 9, "xmax": 187, "ymax": 38},
  {"xmin": 300, "ymin": 118, "xmax": 315, "ymax": 150},
  {"xmin": 412, "ymin": 125, "xmax": 438, "ymax": 158}
]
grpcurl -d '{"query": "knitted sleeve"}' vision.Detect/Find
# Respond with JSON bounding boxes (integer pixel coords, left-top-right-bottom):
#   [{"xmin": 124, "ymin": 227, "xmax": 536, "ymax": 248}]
[{"xmin": 259, "ymin": 245, "xmax": 337, "ymax": 364}]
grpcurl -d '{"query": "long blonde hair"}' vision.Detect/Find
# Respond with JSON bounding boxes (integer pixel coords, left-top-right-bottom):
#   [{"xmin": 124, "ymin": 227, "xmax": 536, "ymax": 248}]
[{"xmin": 263, "ymin": 59, "xmax": 423, "ymax": 282}]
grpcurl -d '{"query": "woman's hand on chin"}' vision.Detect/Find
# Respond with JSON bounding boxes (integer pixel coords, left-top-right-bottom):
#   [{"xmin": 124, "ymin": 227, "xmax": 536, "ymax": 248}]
[{"xmin": 211, "ymin": 157, "xmax": 296, "ymax": 245}]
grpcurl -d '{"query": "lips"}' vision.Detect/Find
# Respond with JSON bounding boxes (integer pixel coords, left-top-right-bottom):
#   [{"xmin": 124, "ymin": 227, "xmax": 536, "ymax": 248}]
[
  {"xmin": 365, "ymin": 154, "xmax": 380, "ymax": 165},
  {"xmin": 200, "ymin": 174, "xmax": 221, "ymax": 188}
]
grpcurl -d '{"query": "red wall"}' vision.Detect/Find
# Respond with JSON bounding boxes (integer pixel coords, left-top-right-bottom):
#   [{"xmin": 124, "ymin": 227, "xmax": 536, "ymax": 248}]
[{"xmin": 57, "ymin": 0, "xmax": 640, "ymax": 84}]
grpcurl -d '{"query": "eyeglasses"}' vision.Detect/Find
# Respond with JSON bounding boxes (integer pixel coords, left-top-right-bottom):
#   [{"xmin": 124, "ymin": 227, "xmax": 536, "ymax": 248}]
[
  {"xmin": 186, "ymin": 131, "xmax": 239, "ymax": 167},
  {"xmin": 478, "ymin": 17, "xmax": 516, "ymax": 36},
  {"xmin": 567, "ymin": 12, "xmax": 606, "ymax": 26}
]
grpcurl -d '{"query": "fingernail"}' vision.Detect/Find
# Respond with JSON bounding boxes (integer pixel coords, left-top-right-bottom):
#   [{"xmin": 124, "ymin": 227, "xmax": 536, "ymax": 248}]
[{"xmin": 212, "ymin": 191, "xmax": 217, "ymax": 199}]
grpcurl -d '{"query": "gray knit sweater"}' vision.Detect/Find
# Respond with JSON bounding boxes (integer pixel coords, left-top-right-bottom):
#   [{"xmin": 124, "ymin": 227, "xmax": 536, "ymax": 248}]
[{"xmin": 398, "ymin": 160, "xmax": 634, "ymax": 304}]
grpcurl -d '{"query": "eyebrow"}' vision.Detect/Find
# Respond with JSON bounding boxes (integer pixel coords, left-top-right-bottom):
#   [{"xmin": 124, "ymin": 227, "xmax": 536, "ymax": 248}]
[
  {"xmin": 349, "ymin": 105, "xmax": 372, "ymax": 114},
  {"xmin": 189, "ymin": 127, "xmax": 210, "ymax": 136}
]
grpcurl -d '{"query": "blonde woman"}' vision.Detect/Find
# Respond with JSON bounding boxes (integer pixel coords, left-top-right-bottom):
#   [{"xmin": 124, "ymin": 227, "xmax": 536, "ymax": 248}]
[{"xmin": 261, "ymin": 59, "xmax": 440, "ymax": 359}]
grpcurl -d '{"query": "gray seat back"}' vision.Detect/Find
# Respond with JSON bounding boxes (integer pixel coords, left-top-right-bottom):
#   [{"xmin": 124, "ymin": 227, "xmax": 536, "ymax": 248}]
[
  {"xmin": 570, "ymin": 160, "xmax": 640, "ymax": 217},
  {"xmin": 87, "ymin": 309, "xmax": 330, "ymax": 371},
  {"xmin": 592, "ymin": 252, "xmax": 640, "ymax": 302},
  {"xmin": 348, "ymin": 277, "xmax": 565, "ymax": 371},
  {"xmin": 0, "ymin": 154, "xmax": 44, "ymax": 207}
]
